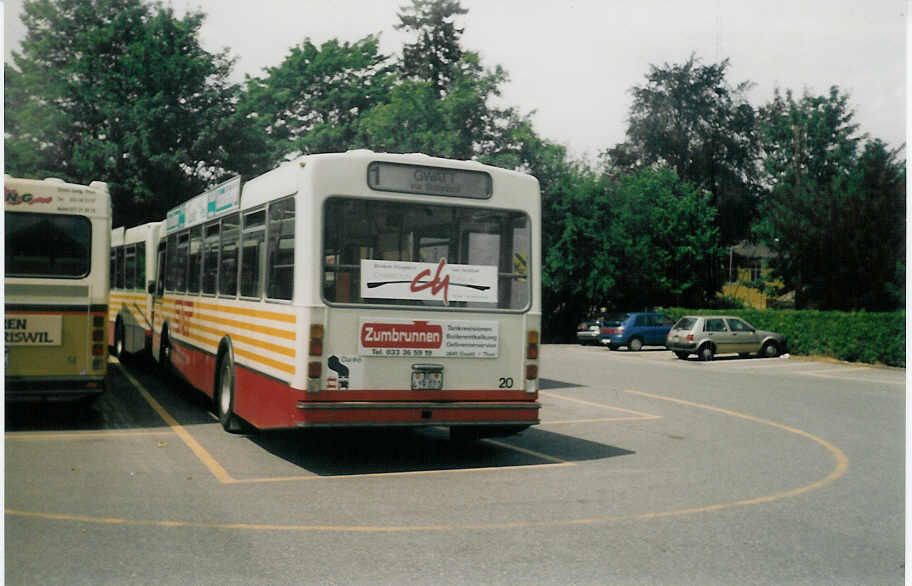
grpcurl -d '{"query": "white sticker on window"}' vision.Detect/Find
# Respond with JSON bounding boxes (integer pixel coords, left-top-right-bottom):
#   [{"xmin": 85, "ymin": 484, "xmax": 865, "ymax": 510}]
[{"xmin": 360, "ymin": 259, "xmax": 498, "ymax": 304}]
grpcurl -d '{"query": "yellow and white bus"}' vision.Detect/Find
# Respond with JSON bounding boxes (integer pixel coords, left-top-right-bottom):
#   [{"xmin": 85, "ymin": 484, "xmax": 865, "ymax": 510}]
[
  {"xmin": 109, "ymin": 220, "xmax": 165, "ymax": 357},
  {"xmin": 151, "ymin": 151, "xmax": 541, "ymax": 437},
  {"xmin": 4, "ymin": 176, "xmax": 112, "ymax": 402}
]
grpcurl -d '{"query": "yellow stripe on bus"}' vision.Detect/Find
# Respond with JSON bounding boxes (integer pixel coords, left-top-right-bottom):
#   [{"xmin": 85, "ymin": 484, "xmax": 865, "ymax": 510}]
[
  {"xmin": 158, "ymin": 307, "xmax": 296, "ymax": 341},
  {"xmin": 233, "ymin": 346, "xmax": 296, "ymax": 375},
  {"xmin": 189, "ymin": 322, "xmax": 296, "ymax": 358},
  {"xmin": 155, "ymin": 296, "xmax": 295, "ymax": 325},
  {"xmin": 192, "ymin": 299, "xmax": 296, "ymax": 324}
]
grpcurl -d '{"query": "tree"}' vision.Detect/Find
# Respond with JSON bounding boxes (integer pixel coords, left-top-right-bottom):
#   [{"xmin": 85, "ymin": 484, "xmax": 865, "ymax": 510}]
[
  {"xmin": 357, "ymin": 1, "xmax": 518, "ymax": 161},
  {"xmin": 540, "ymin": 164, "xmax": 722, "ymax": 340},
  {"xmin": 5, "ymin": 0, "xmax": 265, "ymax": 228},
  {"xmin": 608, "ymin": 55, "xmax": 759, "ymax": 246},
  {"xmin": 396, "ymin": 0, "xmax": 468, "ymax": 96},
  {"xmin": 756, "ymin": 87, "xmax": 905, "ymax": 310},
  {"xmin": 238, "ymin": 36, "xmax": 393, "ymax": 162}
]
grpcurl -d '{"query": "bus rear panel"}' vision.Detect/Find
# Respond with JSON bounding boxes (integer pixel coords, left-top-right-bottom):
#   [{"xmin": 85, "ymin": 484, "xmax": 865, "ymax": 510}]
[
  {"xmin": 4, "ymin": 176, "xmax": 112, "ymax": 402},
  {"xmin": 151, "ymin": 152, "xmax": 541, "ymax": 437}
]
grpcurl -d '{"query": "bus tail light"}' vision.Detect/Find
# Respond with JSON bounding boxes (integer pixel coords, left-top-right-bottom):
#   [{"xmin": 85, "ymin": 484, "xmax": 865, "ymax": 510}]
[
  {"xmin": 525, "ymin": 330, "xmax": 539, "ymax": 391},
  {"xmin": 307, "ymin": 324, "xmax": 324, "ymax": 393},
  {"xmin": 526, "ymin": 330, "xmax": 539, "ymax": 360},
  {"xmin": 91, "ymin": 312, "xmax": 107, "ymax": 371},
  {"xmin": 309, "ymin": 324, "xmax": 324, "ymax": 356}
]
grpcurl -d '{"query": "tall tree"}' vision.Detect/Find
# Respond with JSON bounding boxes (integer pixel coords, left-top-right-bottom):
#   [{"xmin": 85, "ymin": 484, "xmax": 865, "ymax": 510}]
[
  {"xmin": 238, "ymin": 36, "xmax": 393, "ymax": 162},
  {"xmin": 5, "ymin": 0, "xmax": 266, "ymax": 228},
  {"xmin": 609, "ymin": 55, "xmax": 759, "ymax": 246},
  {"xmin": 756, "ymin": 87, "xmax": 905, "ymax": 310},
  {"xmin": 396, "ymin": 0, "xmax": 468, "ymax": 96}
]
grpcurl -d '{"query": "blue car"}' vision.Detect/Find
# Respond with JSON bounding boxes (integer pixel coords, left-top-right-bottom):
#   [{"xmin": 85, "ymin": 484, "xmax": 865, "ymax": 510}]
[{"xmin": 599, "ymin": 312, "xmax": 675, "ymax": 351}]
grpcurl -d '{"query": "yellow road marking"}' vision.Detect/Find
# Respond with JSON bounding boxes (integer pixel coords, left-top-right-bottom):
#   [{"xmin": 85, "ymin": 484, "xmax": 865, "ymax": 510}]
[
  {"xmin": 625, "ymin": 389, "xmax": 849, "ymax": 510},
  {"xmin": 117, "ymin": 366, "xmax": 235, "ymax": 484},
  {"xmin": 6, "ymin": 380, "xmax": 850, "ymax": 532},
  {"xmin": 540, "ymin": 390, "xmax": 662, "ymax": 419},
  {"xmin": 5, "ymin": 430, "xmax": 172, "ymax": 441}
]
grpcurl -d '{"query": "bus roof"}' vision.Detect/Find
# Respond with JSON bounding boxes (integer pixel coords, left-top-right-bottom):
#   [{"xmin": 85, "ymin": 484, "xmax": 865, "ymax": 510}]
[
  {"xmin": 4, "ymin": 175, "xmax": 110, "ymax": 218},
  {"xmin": 164, "ymin": 151, "xmax": 541, "ymax": 234}
]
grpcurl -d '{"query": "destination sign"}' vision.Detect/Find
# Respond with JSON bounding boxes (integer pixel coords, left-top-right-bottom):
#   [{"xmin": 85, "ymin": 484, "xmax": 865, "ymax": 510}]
[
  {"xmin": 166, "ymin": 175, "xmax": 241, "ymax": 234},
  {"xmin": 367, "ymin": 162, "xmax": 492, "ymax": 199},
  {"xmin": 5, "ymin": 314, "xmax": 62, "ymax": 346}
]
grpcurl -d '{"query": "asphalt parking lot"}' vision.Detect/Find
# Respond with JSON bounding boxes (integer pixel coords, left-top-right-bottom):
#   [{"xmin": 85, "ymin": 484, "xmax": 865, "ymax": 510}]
[{"xmin": 6, "ymin": 345, "xmax": 906, "ymax": 585}]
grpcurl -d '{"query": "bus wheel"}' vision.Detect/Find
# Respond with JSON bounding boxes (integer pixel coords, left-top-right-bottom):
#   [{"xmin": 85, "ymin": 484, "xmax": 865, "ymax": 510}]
[
  {"xmin": 159, "ymin": 330, "xmax": 172, "ymax": 375},
  {"xmin": 216, "ymin": 353, "xmax": 243, "ymax": 433},
  {"xmin": 113, "ymin": 320, "xmax": 125, "ymax": 358}
]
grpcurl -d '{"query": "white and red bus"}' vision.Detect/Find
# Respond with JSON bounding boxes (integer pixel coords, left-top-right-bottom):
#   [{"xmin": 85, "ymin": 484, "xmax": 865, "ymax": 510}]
[
  {"xmin": 150, "ymin": 151, "xmax": 541, "ymax": 437},
  {"xmin": 4, "ymin": 175, "xmax": 112, "ymax": 402},
  {"xmin": 109, "ymin": 220, "xmax": 165, "ymax": 357}
]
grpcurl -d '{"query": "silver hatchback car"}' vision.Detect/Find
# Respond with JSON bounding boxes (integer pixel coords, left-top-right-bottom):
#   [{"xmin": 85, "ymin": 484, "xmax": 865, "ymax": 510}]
[{"xmin": 666, "ymin": 315, "xmax": 788, "ymax": 361}]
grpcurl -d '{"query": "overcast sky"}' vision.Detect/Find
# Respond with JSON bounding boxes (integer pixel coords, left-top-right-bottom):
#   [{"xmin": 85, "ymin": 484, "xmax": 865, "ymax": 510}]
[{"xmin": 3, "ymin": 0, "xmax": 907, "ymax": 160}]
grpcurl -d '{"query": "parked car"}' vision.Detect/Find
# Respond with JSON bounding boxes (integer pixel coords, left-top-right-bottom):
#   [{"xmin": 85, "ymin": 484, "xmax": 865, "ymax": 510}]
[
  {"xmin": 666, "ymin": 315, "xmax": 788, "ymax": 361},
  {"xmin": 576, "ymin": 317, "xmax": 607, "ymax": 345},
  {"xmin": 599, "ymin": 312, "xmax": 675, "ymax": 351}
]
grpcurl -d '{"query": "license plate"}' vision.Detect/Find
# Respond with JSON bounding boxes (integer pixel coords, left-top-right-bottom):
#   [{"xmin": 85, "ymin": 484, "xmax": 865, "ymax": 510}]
[{"xmin": 411, "ymin": 365, "xmax": 443, "ymax": 390}]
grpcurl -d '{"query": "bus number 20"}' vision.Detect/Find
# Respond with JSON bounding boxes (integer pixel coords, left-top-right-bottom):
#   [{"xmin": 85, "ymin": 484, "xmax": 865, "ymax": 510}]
[{"xmin": 498, "ymin": 377, "xmax": 514, "ymax": 388}]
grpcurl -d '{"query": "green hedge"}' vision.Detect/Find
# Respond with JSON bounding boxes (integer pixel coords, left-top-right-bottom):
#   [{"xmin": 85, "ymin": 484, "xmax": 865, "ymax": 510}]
[{"xmin": 661, "ymin": 308, "xmax": 906, "ymax": 367}]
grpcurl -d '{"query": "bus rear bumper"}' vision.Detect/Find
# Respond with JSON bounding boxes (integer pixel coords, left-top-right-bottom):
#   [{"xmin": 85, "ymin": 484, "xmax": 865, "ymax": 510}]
[
  {"xmin": 5, "ymin": 375, "xmax": 108, "ymax": 402},
  {"xmin": 294, "ymin": 401, "xmax": 540, "ymax": 429}
]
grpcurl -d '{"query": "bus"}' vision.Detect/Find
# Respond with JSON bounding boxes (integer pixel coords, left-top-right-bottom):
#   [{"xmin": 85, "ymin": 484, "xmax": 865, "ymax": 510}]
[
  {"xmin": 4, "ymin": 175, "xmax": 112, "ymax": 402},
  {"xmin": 109, "ymin": 220, "xmax": 165, "ymax": 357},
  {"xmin": 151, "ymin": 151, "xmax": 541, "ymax": 437}
]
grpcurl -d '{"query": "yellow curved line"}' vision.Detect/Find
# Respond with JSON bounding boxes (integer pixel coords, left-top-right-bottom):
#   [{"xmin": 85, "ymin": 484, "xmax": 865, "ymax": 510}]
[
  {"xmin": 5, "ymin": 389, "xmax": 848, "ymax": 532},
  {"xmin": 624, "ymin": 389, "xmax": 849, "ymax": 518}
]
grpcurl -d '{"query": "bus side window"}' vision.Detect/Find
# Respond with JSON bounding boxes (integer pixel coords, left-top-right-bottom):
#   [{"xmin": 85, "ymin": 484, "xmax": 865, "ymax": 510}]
[
  {"xmin": 136, "ymin": 242, "xmax": 146, "ymax": 291},
  {"xmin": 174, "ymin": 232, "xmax": 189, "ymax": 293},
  {"xmin": 202, "ymin": 222, "xmax": 220, "ymax": 295},
  {"xmin": 110, "ymin": 247, "xmax": 118, "ymax": 289},
  {"xmin": 240, "ymin": 209, "xmax": 265, "ymax": 299},
  {"xmin": 266, "ymin": 197, "xmax": 294, "ymax": 300},
  {"xmin": 115, "ymin": 246, "xmax": 125, "ymax": 289},
  {"xmin": 155, "ymin": 240, "xmax": 167, "ymax": 296},
  {"xmin": 219, "ymin": 214, "xmax": 239, "ymax": 297},
  {"xmin": 187, "ymin": 226, "xmax": 201, "ymax": 294},
  {"xmin": 124, "ymin": 244, "xmax": 136, "ymax": 290}
]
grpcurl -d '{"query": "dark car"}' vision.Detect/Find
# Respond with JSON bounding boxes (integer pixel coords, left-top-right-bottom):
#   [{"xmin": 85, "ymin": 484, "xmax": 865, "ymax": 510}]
[
  {"xmin": 576, "ymin": 317, "xmax": 607, "ymax": 345},
  {"xmin": 599, "ymin": 312, "xmax": 675, "ymax": 351},
  {"xmin": 666, "ymin": 315, "xmax": 788, "ymax": 361}
]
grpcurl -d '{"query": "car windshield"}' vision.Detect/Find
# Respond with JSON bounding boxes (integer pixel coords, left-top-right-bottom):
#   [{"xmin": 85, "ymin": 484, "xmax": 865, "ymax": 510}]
[
  {"xmin": 605, "ymin": 313, "xmax": 629, "ymax": 327},
  {"xmin": 672, "ymin": 317, "xmax": 697, "ymax": 330}
]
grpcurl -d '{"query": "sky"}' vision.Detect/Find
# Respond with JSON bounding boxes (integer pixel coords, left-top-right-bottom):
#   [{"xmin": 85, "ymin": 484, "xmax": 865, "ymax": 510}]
[{"xmin": 2, "ymin": 0, "xmax": 907, "ymax": 160}]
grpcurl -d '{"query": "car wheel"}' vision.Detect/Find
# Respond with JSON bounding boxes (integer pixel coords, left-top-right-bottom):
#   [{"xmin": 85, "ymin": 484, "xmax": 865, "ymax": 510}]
[
  {"xmin": 628, "ymin": 337, "xmax": 644, "ymax": 352},
  {"xmin": 761, "ymin": 341, "xmax": 780, "ymax": 358},
  {"xmin": 674, "ymin": 351, "xmax": 689, "ymax": 360},
  {"xmin": 698, "ymin": 344, "xmax": 715, "ymax": 362}
]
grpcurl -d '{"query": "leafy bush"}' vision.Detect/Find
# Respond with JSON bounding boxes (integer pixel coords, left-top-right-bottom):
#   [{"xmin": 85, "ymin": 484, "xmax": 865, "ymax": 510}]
[{"xmin": 662, "ymin": 308, "xmax": 905, "ymax": 367}]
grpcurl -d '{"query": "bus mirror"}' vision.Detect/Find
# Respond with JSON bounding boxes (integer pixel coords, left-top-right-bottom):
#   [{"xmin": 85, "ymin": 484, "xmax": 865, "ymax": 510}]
[{"xmin": 148, "ymin": 281, "xmax": 156, "ymax": 294}]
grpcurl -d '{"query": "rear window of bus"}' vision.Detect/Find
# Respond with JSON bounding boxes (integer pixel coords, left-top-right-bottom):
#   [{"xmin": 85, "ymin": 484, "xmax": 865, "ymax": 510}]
[{"xmin": 5, "ymin": 212, "xmax": 92, "ymax": 278}]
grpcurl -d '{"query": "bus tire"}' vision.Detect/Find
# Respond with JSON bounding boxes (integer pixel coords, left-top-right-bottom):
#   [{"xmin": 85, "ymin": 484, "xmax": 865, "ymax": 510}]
[
  {"xmin": 159, "ymin": 327, "xmax": 172, "ymax": 375},
  {"xmin": 216, "ymin": 352, "xmax": 243, "ymax": 433},
  {"xmin": 113, "ymin": 318, "xmax": 125, "ymax": 358}
]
